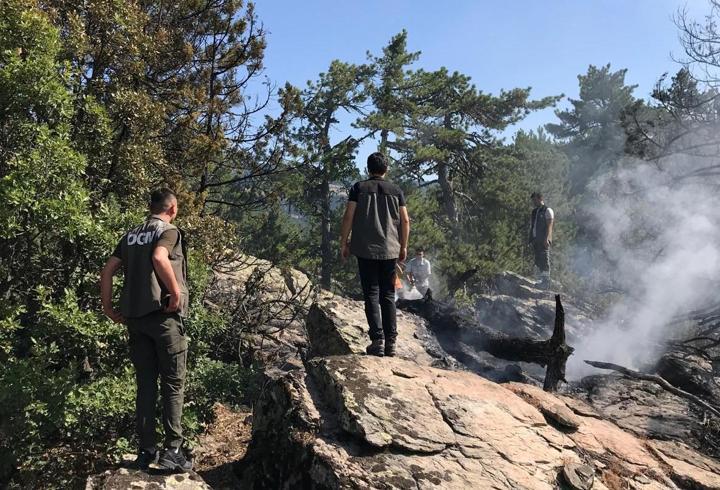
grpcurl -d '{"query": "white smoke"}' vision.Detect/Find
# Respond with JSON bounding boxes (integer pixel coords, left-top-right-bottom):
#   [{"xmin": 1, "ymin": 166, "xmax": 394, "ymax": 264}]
[
  {"xmin": 567, "ymin": 153, "xmax": 720, "ymax": 378},
  {"xmin": 402, "ymin": 287, "xmax": 424, "ymax": 300}
]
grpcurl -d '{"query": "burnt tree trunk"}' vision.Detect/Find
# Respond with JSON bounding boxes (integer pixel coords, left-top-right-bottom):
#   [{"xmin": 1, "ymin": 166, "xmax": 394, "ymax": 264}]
[
  {"xmin": 398, "ymin": 293, "xmax": 573, "ymax": 391},
  {"xmin": 544, "ymin": 297, "xmax": 571, "ymax": 391}
]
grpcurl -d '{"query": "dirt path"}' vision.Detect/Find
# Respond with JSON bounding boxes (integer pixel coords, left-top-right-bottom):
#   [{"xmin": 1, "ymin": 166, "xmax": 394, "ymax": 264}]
[{"xmin": 193, "ymin": 404, "xmax": 252, "ymax": 489}]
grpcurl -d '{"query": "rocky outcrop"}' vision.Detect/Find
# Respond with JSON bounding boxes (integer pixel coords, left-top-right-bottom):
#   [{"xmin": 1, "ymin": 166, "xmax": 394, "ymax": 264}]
[
  {"xmin": 305, "ymin": 292, "xmax": 454, "ymax": 368},
  {"xmin": 85, "ymin": 467, "xmax": 211, "ymax": 490},
  {"xmin": 240, "ymin": 353, "xmax": 720, "ymax": 489},
  {"xmin": 650, "ymin": 440, "xmax": 720, "ymax": 489},
  {"xmin": 575, "ymin": 369, "xmax": 720, "ymax": 463},
  {"xmin": 208, "ymin": 254, "xmax": 312, "ymax": 302},
  {"xmin": 477, "ymin": 271, "xmax": 593, "ymax": 342},
  {"xmin": 397, "ymin": 272, "xmax": 593, "ymax": 384},
  {"xmin": 238, "ymin": 292, "xmax": 720, "ymax": 489}
]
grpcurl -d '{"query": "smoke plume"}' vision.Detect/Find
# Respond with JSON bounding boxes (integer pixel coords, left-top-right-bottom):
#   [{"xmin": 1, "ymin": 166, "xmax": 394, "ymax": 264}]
[{"xmin": 567, "ymin": 153, "xmax": 720, "ymax": 378}]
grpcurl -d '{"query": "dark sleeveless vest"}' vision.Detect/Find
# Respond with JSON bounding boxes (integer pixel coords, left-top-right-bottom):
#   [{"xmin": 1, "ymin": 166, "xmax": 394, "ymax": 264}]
[
  {"xmin": 530, "ymin": 205, "xmax": 549, "ymax": 243},
  {"xmin": 118, "ymin": 217, "xmax": 188, "ymax": 318}
]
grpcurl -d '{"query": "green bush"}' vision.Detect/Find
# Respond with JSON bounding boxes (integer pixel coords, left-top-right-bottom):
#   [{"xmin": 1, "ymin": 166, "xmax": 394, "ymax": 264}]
[
  {"xmin": 0, "ymin": 1, "xmax": 264, "ymax": 488},
  {"xmin": 0, "ymin": 266, "xmax": 256, "ymax": 488},
  {"xmin": 186, "ymin": 357, "xmax": 258, "ymax": 419}
]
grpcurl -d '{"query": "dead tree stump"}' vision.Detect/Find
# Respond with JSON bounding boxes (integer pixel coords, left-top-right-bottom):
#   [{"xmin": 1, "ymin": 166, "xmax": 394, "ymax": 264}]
[{"xmin": 398, "ymin": 293, "xmax": 573, "ymax": 391}]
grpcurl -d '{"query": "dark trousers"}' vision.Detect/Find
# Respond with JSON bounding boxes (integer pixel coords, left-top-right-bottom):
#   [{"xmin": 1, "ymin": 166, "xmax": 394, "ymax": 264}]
[
  {"xmin": 533, "ymin": 240, "xmax": 551, "ymax": 272},
  {"xmin": 357, "ymin": 257, "xmax": 397, "ymax": 342},
  {"xmin": 126, "ymin": 311, "xmax": 188, "ymax": 450}
]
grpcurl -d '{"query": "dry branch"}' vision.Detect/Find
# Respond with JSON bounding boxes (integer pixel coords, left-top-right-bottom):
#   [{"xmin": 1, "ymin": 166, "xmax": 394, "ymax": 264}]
[{"xmin": 584, "ymin": 360, "xmax": 720, "ymax": 419}]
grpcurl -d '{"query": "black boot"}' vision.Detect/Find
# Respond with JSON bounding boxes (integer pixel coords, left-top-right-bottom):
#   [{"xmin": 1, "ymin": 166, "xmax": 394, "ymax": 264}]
[
  {"xmin": 133, "ymin": 448, "xmax": 158, "ymax": 471},
  {"xmin": 158, "ymin": 446, "xmax": 193, "ymax": 472},
  {"xmin": 384, "ymin": 340, "xmax": 397, "ymax": 357},
  {"xmin": 366, "ymin": 339, "xmax": 384, "ymax": 357}
]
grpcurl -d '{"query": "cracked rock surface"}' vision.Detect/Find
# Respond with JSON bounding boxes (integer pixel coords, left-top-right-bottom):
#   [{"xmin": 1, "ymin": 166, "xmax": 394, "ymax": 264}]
[
  {"xmin": 85, "ymin": 467, "xmax": 211, "ymax": 490},
  {"xmin": 238, "ymin": 294, "xmax": 720, "ymax": 489}
]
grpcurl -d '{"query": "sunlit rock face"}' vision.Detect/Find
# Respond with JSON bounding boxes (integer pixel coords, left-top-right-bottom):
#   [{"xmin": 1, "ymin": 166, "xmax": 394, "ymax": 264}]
[
  {"xmin": 85, "ymin": 262, "xmax": 720, "ymax": 489},
  {"xmin": 238, "ymin": 271, "xmax": 720, "ymax": 489},
  {"xmin": 85, "ymin": 466, "xmax": 212, "ymax": 490},
  {"xmin": 240, "ymin": 353, "xmax": 720, "ymax": 489}
]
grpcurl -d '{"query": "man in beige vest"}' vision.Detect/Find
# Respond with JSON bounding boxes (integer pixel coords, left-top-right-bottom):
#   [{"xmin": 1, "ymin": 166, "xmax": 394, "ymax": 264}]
[{"xmin": 100, "ymin": 188, "xmax": 191, "ymax": 471}]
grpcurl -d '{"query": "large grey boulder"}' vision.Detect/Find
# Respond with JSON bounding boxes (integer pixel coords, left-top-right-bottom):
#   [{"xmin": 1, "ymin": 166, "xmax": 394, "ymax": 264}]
[
  {"xmin": 236, "ymin": 270, "xmax": 720, "ymax": 489},
  {"xmin": 205, "ymin": 255, "xmax": 314, "ymax": 370},
  {"xmin": 578, "ymin": 374, "xmax": 704, "ymax": 442},
  {"xmin": 395, "ymin": 271, "xmax": 594, "ymax": 384},
  {"xmin": 305, "ymin": 292, "xmax": 454, "ymax": 368},
  {"xmin": 239, "ymin": 354, "xmax": 720, "ymax": 489},
  {"xmin": 223, "ymin": 267, "xmax": 720, "ymax": 489},
  {"xmin": 475, "ymin": 271, "xmax": 593, "ymax": 342}
]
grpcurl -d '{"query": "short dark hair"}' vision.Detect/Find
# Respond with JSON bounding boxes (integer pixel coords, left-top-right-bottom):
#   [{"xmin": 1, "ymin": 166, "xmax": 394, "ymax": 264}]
[
  {"xmin": 149, "ymin": 187, "xmax": 177, "ymax": 214},
  {"xmin": 367, "ymin": 152, "xmax": 388, "ymax": 175},
  {"xmin": 530, "ymin": 191, "xmax": 543, "ymax": 200},
  {"xmin": 416, "ymin": 248, "xmax": 425, "ymax": 254}
]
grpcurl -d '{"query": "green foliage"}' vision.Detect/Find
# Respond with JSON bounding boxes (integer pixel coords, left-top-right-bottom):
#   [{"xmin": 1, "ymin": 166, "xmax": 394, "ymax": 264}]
[
  {"xmin": 358, "ymin": 30, "xmax": 421, "ymax": 150},
  {"xmin": 0, "ymin": 362, "xmax": 136, "ymax": 488},
  {"xmin": 237, "ymin": 206, "xmax": 310, "ymax": 269},
  {"xmin": 290, "ymin": 59, "xmax": 367, "ymax": 288},
  {"xmin": 0, "ymin": 267, "xmax": 255, "ymax": 488},
  {"xmin": 0, "ymin": 2, "xmax": 259, "ymax": 487},
  {"xmin": 186, "ymin": 358, "xmax": 258, "ymax": 416},
  {"xmin": 546, "ymin": 64, "xmax": 637, "ymax": 195},
  {"xmin": 402, "ymin": 129, "xmax": 574, "ymax": 296}
]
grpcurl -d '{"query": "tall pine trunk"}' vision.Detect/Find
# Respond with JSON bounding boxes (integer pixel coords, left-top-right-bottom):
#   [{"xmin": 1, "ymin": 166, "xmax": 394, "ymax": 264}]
[
  {"xmin": 379, "ymin": 129, "xmax": 389, "ymax": 153},
  {"xmin": 439, "ymin": 114, "xmax": 459, "ymax": 223},
  {"xmin": 437, "ymin": 160, "xmax": 458, "ymax": 223},
  {"xmin": 319, "ymin": 169, "xmax": 333, "ymax": 290}
]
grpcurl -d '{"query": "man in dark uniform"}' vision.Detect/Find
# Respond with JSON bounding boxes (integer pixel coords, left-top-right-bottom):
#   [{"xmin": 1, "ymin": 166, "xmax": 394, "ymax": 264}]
[
  {"xmin": 100, "ymin": 188, "xmax": 192, "ymax": 471},
  {"xmin": 340, "ymin": 152, "xmax": 410, "ymax": 357},
  {"xmin": 529, "ymin": 191, "xmax": 555, "ymax": 289}
]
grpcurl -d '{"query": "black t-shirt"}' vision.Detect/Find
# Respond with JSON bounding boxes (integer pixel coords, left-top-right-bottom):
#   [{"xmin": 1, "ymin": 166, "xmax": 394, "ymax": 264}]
[{"xmin": 348, "ymin": 176, "xmax": 406, "ymax": 260}]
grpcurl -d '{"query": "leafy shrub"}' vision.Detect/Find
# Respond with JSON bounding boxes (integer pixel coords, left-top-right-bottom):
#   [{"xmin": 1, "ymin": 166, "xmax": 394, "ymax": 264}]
[{"xmin": 186, "ymin": 357, "xmax": 258, "ymax": 420}]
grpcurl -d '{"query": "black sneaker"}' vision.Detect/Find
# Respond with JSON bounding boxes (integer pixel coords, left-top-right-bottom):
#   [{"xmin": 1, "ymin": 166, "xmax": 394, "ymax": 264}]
[
  {"xmin": 384, "ymin": 341, "xmax": 397, "ymax": 357},
  {"xmin": 133, "ymin": 448, "xmax": 159, "ymax": 470},
  {"xmin": 366, "ymin": 339, "xmax": 384, "ymax": 357},
  {"xmin": 158, "ymin": 446, "xmax": 193, "ymax": 472}
]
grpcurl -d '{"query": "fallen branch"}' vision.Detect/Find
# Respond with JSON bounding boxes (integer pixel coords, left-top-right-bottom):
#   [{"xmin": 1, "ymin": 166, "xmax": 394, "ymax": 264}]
[{"xmin": 584, "ymin": 360, "xmax": 720, "ymax": 419}]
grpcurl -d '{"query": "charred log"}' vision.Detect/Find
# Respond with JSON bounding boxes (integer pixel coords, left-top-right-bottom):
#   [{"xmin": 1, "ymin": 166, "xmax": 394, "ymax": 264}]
[{"xmin": 398, "ymin": 292, "xmax": 573, "ymax": 391}]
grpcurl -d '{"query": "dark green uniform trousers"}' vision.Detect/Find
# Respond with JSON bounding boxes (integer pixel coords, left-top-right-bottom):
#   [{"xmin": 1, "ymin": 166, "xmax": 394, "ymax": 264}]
[
  {"xmin": 126, "ymin": 311, "xmax": 188, "ymax": 450},
  {"xmin": 532, "ymin": 239, "xmax": 550, "ymax": 273}
]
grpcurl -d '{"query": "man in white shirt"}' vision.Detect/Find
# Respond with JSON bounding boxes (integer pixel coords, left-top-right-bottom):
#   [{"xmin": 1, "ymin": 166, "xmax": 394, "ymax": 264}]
[
  {"xmin": 529, "ymin": 192, "xmax": 554, "ymax": 288},
  {"xmin": 407, "ymin": 248, "xmax": 432, "ymax": 296}
]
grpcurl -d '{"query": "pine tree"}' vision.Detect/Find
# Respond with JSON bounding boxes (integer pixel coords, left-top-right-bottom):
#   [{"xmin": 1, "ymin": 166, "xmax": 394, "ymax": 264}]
[
  {"xmin": 292, "ymin": 60, "xmax": 371, "ymax": 289},
  {"xmin": 391, "ymin": 68, "xmax": 560, "ymax": 225},
  {"xmin": 546, "ymin": 64, "xmax": 637, "ymax": 194},
  {"xmin": 358, "ymin": 30, "xmax": 420, "ymax": 152}
]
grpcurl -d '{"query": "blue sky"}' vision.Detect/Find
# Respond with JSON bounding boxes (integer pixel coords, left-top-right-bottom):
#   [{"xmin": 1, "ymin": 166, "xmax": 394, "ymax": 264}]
[{"xmin": 252, "ymin": 0, "xmax": 711, "ymax": 158}]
